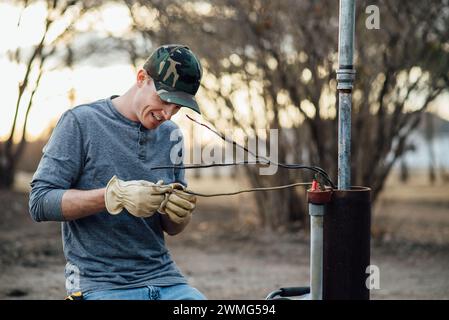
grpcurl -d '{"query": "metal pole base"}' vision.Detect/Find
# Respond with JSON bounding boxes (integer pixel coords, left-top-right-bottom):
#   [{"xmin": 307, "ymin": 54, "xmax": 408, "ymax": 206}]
[{"xmin": 323, "ymin": 186, "xmax": 371, "ymax": 300}]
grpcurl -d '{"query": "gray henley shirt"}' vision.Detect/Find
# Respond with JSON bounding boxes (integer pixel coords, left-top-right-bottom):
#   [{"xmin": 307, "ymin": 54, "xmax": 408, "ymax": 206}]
[{"xmin": 29, "ymin": 96, "xmax": 188, "ymax": 295}]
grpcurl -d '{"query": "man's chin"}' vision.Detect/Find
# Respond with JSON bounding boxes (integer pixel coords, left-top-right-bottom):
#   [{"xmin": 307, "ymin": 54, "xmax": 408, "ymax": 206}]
[{"xmin": 142, "ymin": 121, "xmax": 162, "ymax": 130}]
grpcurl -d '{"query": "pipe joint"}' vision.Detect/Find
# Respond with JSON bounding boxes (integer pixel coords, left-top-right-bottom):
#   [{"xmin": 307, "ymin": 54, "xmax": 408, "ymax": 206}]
[
  {"xmin": 309, "ymin": 203, "xmax": 325, "ymax": 217},
  {"xmin": 336, "ymin": 69, "xmax": 356, "ymax": 90}
]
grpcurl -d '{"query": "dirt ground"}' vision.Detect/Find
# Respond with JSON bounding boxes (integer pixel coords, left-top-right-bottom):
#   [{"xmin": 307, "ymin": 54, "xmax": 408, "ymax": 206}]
[{"xmin": 0, "ymin": 172, "xmax": 448, "ymax": 300}]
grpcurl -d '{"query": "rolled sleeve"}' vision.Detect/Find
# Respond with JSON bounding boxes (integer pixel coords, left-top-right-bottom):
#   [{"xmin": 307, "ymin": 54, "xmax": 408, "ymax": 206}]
[
  {"xmin": 29, "ymin": 110, "xmax": 84, "ymax": 222},
  {"xmin": 29, "ymin": 188, "xmax": 66, "ymax": 222}
]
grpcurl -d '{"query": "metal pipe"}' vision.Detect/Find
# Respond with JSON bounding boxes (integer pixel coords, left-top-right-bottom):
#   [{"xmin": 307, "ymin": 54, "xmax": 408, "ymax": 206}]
[
  {"xmin": 337, "ymin": 0, "xmax": 356, "ymax": 190},
  {"xmin": 323, "ymin": 187, "xmax": 371, "ymax": 300},
  {"xmin": 309, "ymin": 203, "xmax": 324, "ymax": 300},
  {"xmin": 337, "ymin": 0, "xmax": 356, "ymax": 70},
  {"xmin": 337, "ymin": 93, "xmax": 352, "ymax": 189}
]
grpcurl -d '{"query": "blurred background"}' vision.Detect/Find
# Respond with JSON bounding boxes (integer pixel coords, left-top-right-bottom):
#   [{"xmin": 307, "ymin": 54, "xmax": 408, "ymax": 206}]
[{"xmin": 0, "ymin": 0, "xmax": 448, "ymax": 299}]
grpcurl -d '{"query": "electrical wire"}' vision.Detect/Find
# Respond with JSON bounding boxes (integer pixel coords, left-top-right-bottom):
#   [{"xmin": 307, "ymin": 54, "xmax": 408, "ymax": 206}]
[
  {"xmin": 150, "ymin": 115, "xmax": 337, "ymax": 195},
  {"xmin": 184, "ymin": 182, "xmax": 311, "ymax": 197},
  {"xmin": 153, "ymin": 160, "xmax": 335, "ymax": 188},
  {"xmin": 186, "ymin": 115, "xmax": 335, "ymax": 187}
]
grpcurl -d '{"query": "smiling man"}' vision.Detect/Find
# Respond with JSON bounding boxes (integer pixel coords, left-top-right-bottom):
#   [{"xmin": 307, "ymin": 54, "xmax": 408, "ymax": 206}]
[{"xmin": 29, "ymin": 45, "xmax": 206, "ymax": 300}]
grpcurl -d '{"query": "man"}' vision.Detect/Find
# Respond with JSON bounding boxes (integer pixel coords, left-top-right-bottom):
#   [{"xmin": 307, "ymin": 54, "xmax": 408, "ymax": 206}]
[{"xmin": 29, "ymin": 44, "xmax": 206, "ymax": 300}]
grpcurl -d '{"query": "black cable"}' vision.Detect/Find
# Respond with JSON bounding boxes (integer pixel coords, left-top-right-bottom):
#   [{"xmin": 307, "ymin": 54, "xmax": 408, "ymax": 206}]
[
  {"xmin": 153, "ymin": 115, "xmax": 337, "ymax": 189},
  {"xmin": 151, "ymin": 161, "xmax": 336, "ymax": 189},
  {"xmin": 185, "ymin": 115, "xmax": 336, "ymax": 188}
]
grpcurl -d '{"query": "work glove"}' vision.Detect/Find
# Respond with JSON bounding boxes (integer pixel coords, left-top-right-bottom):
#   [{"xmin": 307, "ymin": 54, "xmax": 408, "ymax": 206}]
[
  {"xmin": 159, "ymin": 183, "xmax": 197, "ymax": 224},
  {"xmin": 105, "ymin": 175, "xmax": 171, "ymax": 218}
]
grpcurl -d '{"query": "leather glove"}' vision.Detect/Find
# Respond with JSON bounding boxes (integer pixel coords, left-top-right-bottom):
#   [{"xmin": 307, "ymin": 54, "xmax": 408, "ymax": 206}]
[
  {"xmin": 159, "ymin": 183, "xmax": 197, "ymax": 224},
  {"xmin": 105, "ymin": 175, "xmax": 171, "ymax": 218}
]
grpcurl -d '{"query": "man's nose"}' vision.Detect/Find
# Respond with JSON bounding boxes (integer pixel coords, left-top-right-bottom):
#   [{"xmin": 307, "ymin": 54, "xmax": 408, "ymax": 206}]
[{"xmin": 162, "ymin": 104, "xmax": 178, "ymax": 120}]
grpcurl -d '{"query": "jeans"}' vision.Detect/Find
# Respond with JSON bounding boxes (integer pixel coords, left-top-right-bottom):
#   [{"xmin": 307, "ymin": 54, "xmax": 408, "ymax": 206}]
[{"xmin": 83, "ymin": 284, "xmax": 206, "ymax": 300}]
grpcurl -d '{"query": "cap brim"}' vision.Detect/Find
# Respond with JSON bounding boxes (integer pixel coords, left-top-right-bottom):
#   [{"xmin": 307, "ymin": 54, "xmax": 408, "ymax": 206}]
[{"xmin": 154, "ymin": 81, "xmax": 201, "ymax": 114}]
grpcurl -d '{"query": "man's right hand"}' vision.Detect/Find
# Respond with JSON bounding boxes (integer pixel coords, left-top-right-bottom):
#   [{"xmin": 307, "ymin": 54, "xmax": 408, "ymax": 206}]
[{"xmin": 105, "ymin": 175, "xmax": 170, "ymax": 218}]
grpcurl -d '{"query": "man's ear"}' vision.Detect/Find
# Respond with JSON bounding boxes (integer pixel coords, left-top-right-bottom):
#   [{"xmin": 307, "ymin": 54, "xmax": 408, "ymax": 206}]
[{"xmin": 137, "ymin": 69, "xmax": 150, "ymax": 87}]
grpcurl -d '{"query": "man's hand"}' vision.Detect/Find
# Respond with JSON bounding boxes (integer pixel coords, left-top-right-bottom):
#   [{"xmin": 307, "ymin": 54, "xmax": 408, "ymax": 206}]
[
  {"xmin": 105, "ymin": 175, "xmax": 170, "ymax": 218},
  {"xmin": 159, "ymin": 183, "xmax": 197, "ymax": 224}
]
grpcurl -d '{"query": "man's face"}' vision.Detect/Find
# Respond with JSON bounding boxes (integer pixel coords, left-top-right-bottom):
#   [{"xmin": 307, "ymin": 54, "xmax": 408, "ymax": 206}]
[{"xmin": 134, "ymin": 70, "xmax": 181, "ymax": 129}]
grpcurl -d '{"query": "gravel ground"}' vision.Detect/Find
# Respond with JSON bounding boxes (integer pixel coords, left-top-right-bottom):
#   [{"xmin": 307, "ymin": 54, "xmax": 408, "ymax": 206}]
[{"xmin": 0, "ymin": 176, "xmax": 448, "ymax": 300}]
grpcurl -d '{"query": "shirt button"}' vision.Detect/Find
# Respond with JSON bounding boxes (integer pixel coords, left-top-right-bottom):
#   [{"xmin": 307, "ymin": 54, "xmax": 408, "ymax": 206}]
[{"xmin": 139, "ymin": 140, "xmax": 145, "ymax": 145}]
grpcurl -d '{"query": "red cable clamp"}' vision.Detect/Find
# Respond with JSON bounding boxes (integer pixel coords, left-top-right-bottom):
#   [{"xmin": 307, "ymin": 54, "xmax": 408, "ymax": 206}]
[{"xmin": 307, "ymin": 179, "xmax": 333, "ymax": 204}]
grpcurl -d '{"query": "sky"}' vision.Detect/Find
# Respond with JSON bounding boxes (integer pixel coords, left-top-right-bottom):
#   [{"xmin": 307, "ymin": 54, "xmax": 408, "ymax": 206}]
[
  {"xmin": 0, "ymin": 1, "xmax": 448, "ymax": 144},
  {"xmin": 0, "ymin": 2, "xmax": 136, "ymax": 141}
]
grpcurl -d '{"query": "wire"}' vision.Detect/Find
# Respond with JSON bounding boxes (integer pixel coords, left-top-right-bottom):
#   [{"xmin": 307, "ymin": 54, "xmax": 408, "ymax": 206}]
[
  {"xmin": 184, "ymin": 182, "xmax": 311, "ymax": 197},
  {"xmin": 150, "ymin": 115, "xmax": 337, "ymax": 191},
  {"xmin": 185, "ymin": 115, "xmax": 336, "ymax": 188},
  {"xmin": 152, "ymin": 161, "xmax": 336, "ymax": 188}
]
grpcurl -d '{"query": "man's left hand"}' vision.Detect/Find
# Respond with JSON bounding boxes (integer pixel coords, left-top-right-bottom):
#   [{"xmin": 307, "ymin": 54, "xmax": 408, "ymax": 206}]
[{"xmin": 159, "ymin": 184, "xmax": 197, "ymax": 224}]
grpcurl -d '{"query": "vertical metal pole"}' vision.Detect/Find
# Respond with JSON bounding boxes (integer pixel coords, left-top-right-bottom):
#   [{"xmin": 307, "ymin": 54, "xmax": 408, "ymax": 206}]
[
  {"xmin": 309, "ymin": 203, "xmax": 324, "ymax": 300},
  {"xmin": 323, "ymin": 0, "xmax": 371, "ymax": 300},
  {"xmin": 337, "ymin": 0, "xmax": 356, "ymax": 190}
]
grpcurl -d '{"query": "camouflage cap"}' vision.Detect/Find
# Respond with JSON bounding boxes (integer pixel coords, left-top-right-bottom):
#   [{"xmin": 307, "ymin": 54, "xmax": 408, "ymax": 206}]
[{"xmin": 143, "ymin": 44, "xmax": 203, "ymax": 114}]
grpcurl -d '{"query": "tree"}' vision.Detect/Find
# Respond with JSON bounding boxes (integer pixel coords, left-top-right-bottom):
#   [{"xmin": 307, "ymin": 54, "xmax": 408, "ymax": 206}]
[
  {"xmin": 121, "ymin": 0, "xmax": 449, "ymax": 230},
  {"xmin": 0, "ymin": 0, "xmax": 102, "ymax": 189}
]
